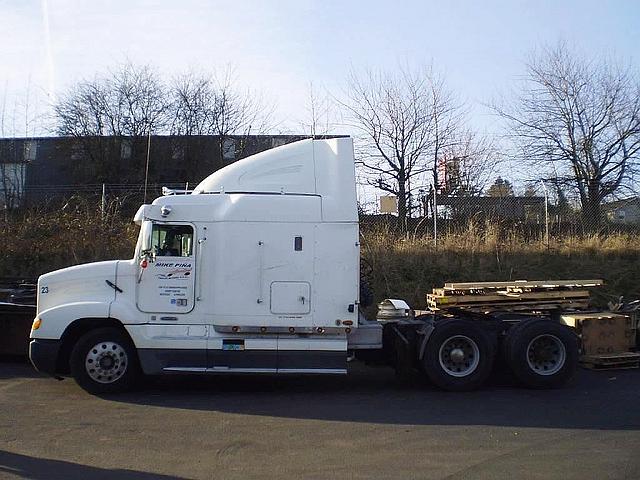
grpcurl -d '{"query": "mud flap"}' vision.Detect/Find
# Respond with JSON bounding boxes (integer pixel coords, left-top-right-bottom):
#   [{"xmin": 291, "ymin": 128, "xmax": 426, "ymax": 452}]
[{"xmin": 383, "ymin": 324, "xmax": 417, "ymax": 382}]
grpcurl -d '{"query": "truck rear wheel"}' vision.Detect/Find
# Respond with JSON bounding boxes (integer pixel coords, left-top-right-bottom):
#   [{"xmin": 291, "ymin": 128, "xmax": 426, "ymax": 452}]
[
  {"xmin": 504, "ymin": 319, "xmax": 578, "ymax": 389},
  {"xmin": 70, "ymin": 327, "xmax": 140, "ymax": 395},
  {"xmin": 422, "ymin": 320, "xmax": 494, "ymax": 391}
]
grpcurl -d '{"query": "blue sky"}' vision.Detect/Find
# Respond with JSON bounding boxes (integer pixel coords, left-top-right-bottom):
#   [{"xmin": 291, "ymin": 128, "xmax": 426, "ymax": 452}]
[{"xmin": 1, "ymin": 0, "xmax": 638, "ymax": 138}]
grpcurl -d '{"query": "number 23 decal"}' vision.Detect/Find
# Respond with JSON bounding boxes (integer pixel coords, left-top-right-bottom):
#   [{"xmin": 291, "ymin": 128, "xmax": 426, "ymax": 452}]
[{"xmin": 41, "ymin": 286, "xmax": 49, "ymax": 294}]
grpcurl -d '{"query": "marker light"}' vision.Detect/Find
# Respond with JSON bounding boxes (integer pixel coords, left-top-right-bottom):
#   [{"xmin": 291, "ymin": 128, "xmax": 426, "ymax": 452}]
[
  {"xmin": 140, "ymin": 259, "xmax": 148, "ymax": 269},
  {"xmin": 32, "ymin": 318, "xmax": 41, "ymax": 331}
]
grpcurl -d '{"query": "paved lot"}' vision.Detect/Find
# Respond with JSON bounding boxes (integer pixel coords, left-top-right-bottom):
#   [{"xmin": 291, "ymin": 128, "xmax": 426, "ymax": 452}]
[{"xmin": 1, "ymin": 358, "xmax": 640, "ymax": 480}]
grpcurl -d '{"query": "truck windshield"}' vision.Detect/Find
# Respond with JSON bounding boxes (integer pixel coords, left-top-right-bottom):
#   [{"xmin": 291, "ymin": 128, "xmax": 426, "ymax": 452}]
[{"xmin": 151, "ymin": 224, "xmax": 194, "ymax": 257}]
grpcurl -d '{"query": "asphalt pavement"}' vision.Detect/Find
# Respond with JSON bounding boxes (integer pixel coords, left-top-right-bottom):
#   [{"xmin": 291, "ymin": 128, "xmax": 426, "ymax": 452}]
[{"xmin": 1, "ymin": 358, "xmax": 639, "ymax": 480}]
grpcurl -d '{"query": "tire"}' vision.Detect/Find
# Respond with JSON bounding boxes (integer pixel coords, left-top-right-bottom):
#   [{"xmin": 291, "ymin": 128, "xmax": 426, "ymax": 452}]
[
  {"xmin": 504, "ymin": 319, "xmax": 578, "ymax": 389},
  {"xmin": 70, "ymin": 327, "xmax": 140, "ymax": 395},
  {"xmin": 422, "ymin": 320, "xmax": 495, "ymax": 392}
]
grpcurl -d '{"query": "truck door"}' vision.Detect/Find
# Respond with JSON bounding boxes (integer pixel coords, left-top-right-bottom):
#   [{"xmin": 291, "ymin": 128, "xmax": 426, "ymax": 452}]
[{"xmin": 137, "ymin": 223, "xmax": 196, "ymax": 313}]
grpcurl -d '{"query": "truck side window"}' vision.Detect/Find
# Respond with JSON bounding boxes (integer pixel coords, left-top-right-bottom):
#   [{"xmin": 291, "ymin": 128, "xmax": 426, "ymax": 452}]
[{"xmin": 151, "ymin": 224, "xmax": 194, "ymax": 257}]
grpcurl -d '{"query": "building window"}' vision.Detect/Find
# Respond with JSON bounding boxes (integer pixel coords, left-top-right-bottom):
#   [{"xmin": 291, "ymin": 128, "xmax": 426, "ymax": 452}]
[
  {"xmin": 24, "ymin": 140, "xmax": 38, "ymax": 162},
  {"xmin": 222, "ymin": 138, "xmax": 236, "ymax": 161},
  {"xmin": 0, "ymin": 162, "xmax": 26, "ymax": 208},
  {"xmin": 271, "ymin": 137, "xmax": 287, "ymax": 148},
  {"xmin": 172, "ymin": 145, "xmax": 185, "ymax": 161},
  {"xmin": 121, "ymin": 139, "xmax": 132, "ymax": 160}
]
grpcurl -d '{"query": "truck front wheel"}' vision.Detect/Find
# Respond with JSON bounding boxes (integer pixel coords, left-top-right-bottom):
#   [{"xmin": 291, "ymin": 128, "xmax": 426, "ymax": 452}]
[
  {"xmin": 70, "ymin": 327, "xmax": 140, "ymax": 395},
  {"xmin": 422, "ymin": 320, "xmax": 495, "ymax": 391},
  {"xmin": 504, "ymin": 319, "xmax": 578, "ymax": 389}
]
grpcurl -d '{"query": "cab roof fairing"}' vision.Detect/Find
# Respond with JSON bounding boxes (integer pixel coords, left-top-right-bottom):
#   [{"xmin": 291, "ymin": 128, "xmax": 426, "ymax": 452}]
[{"xmin": 192, "ymin": 137, "xmax": 357, "ymax": 223}]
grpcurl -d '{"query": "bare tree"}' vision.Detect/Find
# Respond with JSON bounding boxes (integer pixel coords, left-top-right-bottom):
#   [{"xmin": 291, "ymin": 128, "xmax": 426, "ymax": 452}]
[
  {"xmin": 54, "ymin": 63, "xmax": 171, "ymax": 182},
  {"xmin": 55, "ymin": 62, "xmax": 168, "ymax": 137},
  {"xmin": 169, "ymin": 68, "xmax": 272, "ymax": 158},
  {"xmin": 494, "ymin": 43, "xmax": 640, "ymax": 226},
  {"xmin": 54, "ymin": 63, "xmax": 274, "ymax": 183},
  {"xmin": 300, "ymin": 82, "xmax": 334, "ymax": 137},
  {"xmin": 170, "ymin": 73, "xmax": 217, "ymax": 136},
  {"xmin": 438, "ymin": 130, "xmax": 498, "ymax": 196},
  {"xmin": 342, "ymin": 66, "xmax": 463, "ymax": 220},
  {"xmin": 428, "ymin": 75, "xmax": 465, "ymax": 197}
]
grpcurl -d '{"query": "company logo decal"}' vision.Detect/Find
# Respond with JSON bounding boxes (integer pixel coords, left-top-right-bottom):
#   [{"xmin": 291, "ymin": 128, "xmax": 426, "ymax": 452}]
[{"xmin": 154, "ymin": 261, "xmax": 193, "ymax": 280}]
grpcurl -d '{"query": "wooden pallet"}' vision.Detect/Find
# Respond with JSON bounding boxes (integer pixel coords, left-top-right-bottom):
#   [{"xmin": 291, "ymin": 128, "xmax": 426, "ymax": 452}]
[
  {"xmin": 427, "ymin": 279, "xmax": 601, "ymax": 312},
  {"xmin": 427, "ymin": 298, "xmax": 590, "ymax": 312},
  {"xmin": 580, "ymin": 352, "xmax": 640, "ymax": 370},
  {"xmin": 443, "ymin": 279, "xmax": 603, "ymax": 291}
]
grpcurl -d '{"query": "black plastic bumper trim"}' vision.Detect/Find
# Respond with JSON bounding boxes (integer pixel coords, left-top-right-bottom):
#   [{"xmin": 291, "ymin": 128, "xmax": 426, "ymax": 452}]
[{"xmin": 29, "ymin": 339, "xmax": 62, "ymax": 376}]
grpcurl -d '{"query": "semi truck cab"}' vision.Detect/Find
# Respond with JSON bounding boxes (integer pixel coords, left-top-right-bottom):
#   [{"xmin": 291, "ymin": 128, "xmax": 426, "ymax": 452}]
[{"xmin": 30, "ymin": 138, "xmax": 364, "ymax": 391}]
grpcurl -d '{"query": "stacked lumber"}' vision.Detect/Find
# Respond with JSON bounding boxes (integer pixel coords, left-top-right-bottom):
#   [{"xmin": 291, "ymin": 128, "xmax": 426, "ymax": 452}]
[{"xmin": 427, "ymin": 279, "xmax": 602, "ymax": 313}]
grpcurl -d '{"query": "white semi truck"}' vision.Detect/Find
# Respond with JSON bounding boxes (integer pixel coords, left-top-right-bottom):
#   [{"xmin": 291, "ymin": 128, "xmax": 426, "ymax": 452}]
[{"xmin": 29, "ymin": 137, "xmax": 578, "ymax": 394}]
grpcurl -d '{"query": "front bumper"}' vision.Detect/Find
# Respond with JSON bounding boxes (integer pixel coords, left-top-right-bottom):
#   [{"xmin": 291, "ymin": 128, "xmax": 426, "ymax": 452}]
[{"xmin": 29, "ymin": 339, "xmax": 61, "ymax": 376}]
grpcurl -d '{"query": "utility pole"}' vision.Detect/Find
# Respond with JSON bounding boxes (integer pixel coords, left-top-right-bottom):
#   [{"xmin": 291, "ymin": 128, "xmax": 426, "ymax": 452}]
[{"xmin": 143, "ymin": 131, "xmax": 151, "ymax": 203}]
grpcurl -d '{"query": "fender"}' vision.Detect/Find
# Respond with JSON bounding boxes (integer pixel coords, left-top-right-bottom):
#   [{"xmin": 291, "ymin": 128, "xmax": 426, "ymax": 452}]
[
  {"xmin": 32, "ymin": 301, "xmax": 111, "ymax": 340},
  {"xmin": 109, "ymin": 297, "xmax": 146, "ymax": 327}
]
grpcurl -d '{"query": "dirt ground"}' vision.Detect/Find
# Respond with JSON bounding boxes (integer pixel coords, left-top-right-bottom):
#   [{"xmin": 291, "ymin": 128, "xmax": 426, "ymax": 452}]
[{"xmin": 1, "ymin": 359, "xmax": 639, "ymax": 480}]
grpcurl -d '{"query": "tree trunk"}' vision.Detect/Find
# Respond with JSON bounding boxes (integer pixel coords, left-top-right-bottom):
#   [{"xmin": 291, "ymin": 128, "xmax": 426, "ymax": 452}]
[
  {"xmin": 397, "ymin": 173, "xmax": 407, "ymax": 227},
  {"xmin": 582, "ymin": 184, "xmax": 602, "ymax": 231}
]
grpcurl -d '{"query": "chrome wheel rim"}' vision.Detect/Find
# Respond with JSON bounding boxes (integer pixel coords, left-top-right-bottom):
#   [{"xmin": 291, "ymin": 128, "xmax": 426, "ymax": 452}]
[
  {"xmin": 526, "ymin": 334, "xmax": 566, "ymax": 376},
  {"xmin": 438, "ymin": 335, "xmax": 480, "ymax": 377},
  {"xmin": 85, "ymin": 341, "xmax": 128, "ymax": 384}
]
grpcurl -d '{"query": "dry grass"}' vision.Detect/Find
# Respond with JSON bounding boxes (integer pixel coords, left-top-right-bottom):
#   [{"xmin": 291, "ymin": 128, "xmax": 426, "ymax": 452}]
[
  {"xmin": 1, "ymin": 203, "xmax": 137, "ymax": 278},
  {"xmin": 361, "ymin": 223, "xmax": 640, "ymax": 311},
  {"xmin": 2, "ymin": 209, "xmax": 638, "ymax": 311}
]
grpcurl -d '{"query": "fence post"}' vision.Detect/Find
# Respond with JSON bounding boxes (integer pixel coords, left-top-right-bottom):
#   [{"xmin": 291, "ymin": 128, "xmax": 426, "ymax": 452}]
[
  {"xmin": 540, "ymin": 180, "xmax": 549, "ymax": 247},
  {"xmin": 101, "ymin": 183, "xmax": 106, "ymax": 222}
]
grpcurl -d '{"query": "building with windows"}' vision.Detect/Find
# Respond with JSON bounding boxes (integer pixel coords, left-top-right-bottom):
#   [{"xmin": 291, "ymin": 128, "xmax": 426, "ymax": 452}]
[
  {"xmin": 605, "ymin": 198, "xmax": 640, "ymax": 224},
  {"xmin": 0, "ymin": 135, "xmax": 318, "ymax": 207},
  {"xmin": 0, "ymin": 139, "xmax": 31, "ymax": 208}
]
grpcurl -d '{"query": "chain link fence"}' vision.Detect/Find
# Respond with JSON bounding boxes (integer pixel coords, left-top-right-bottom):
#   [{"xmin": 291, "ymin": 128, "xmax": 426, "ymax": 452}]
[
  {"xmin": 14, "ymin": 182, "xmax": 193, "ymax": 219},
  {"xmin": 359, "ymin": 193, "xmax": 640, "ymax": 242},
  {"xmin": 5, "ymin": 184, "xmax": 640, "ymax": 241}
]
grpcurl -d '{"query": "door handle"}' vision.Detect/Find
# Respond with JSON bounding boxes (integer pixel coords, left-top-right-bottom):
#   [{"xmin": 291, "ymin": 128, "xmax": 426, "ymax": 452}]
[{"xmin": 160, "ymin": 316, "xmax": 178, "ymax": 321}]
